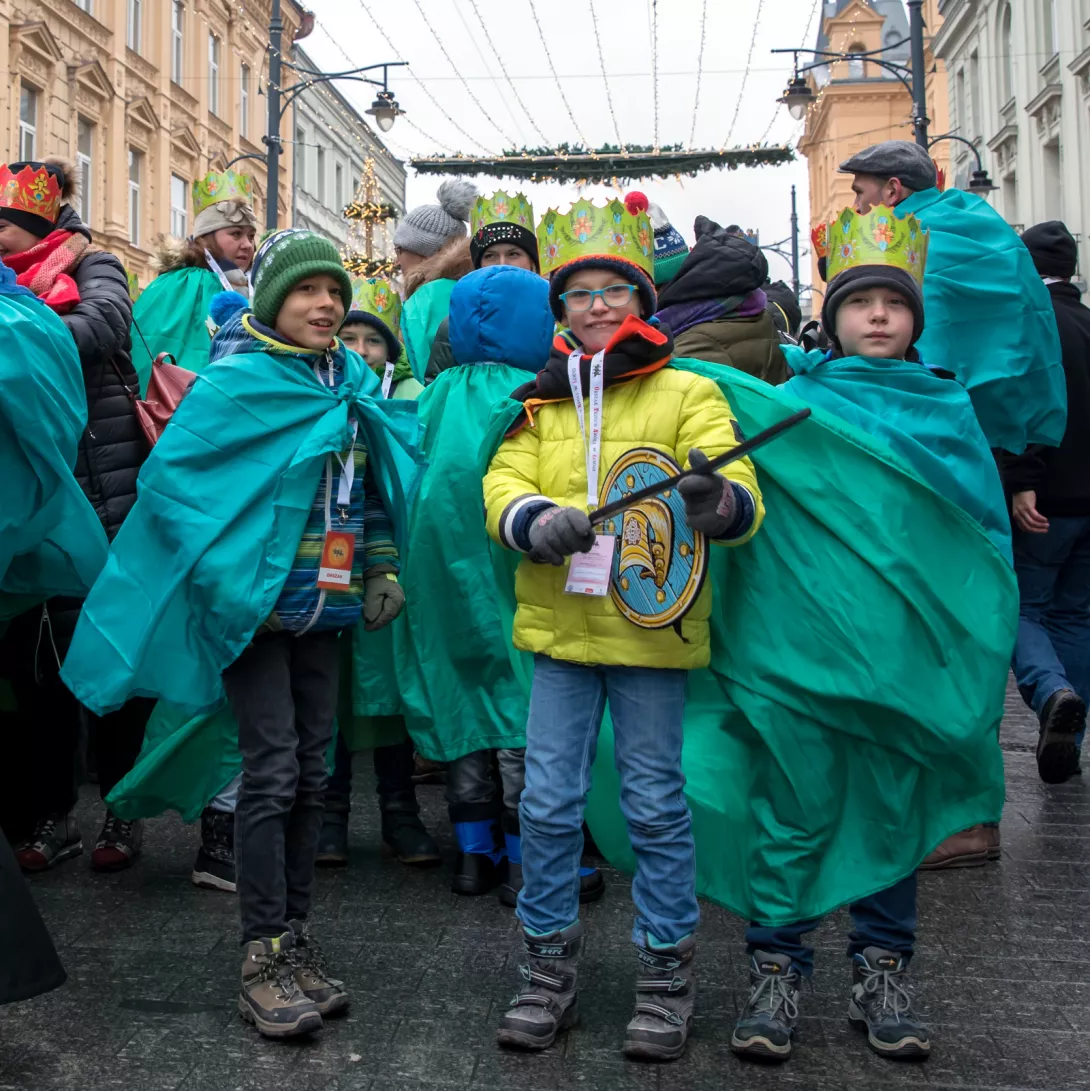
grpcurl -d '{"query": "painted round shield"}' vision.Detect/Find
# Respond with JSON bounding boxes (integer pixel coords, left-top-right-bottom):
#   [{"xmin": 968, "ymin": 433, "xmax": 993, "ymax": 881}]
[{"xmin": 599, "ymin": 448, "xmax": 709, "ymax": 631}]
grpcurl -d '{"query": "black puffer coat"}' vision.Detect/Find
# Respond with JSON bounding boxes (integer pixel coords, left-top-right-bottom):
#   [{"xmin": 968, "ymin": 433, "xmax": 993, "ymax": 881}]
[{"xmin": 55, "ymin": 205, "xmax": 146, "ymax": 540}]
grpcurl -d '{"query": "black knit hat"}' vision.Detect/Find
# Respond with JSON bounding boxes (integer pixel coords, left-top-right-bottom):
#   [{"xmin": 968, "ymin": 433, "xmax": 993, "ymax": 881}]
[
  {"xmin": 822, "ymin": 266, "xmax": 925, "ymax": 352},
  {"xmin": 548, "ymin": 257, "xmax": 657, "ymax": 322},
  {"xmin": 470, "ymin": 222, "xmax": 540, "ymax": 271},
  {"xmin": 1021, "ymin": 221, "xmax": 1078, "ymax": 279}
]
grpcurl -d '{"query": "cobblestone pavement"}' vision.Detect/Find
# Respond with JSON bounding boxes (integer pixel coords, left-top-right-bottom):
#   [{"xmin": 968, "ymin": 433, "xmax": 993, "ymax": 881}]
[{"xmin": 1, "ymin": 682, "xmax": 1087, "ymax": 1091}]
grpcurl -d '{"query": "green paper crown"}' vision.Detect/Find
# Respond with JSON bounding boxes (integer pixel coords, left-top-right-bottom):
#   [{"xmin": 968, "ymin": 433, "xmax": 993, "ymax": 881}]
[
  {"xmin": 826, "ymin": 204, "xmax": 929, "ymax": 286},
  {"xmin": 349, "ymin": 276, "xmax": 401, "ymax": 336},
  {"xmin": 192, "ymin": 169, "xmax": 254, "ymax": 216},
  {"xmin": 471, "ymin": 191, "xmax": 535, "ymax": 236},
  {"xmin": 537, "ymin": 198, "xmax": 654, "ymax": 280}
]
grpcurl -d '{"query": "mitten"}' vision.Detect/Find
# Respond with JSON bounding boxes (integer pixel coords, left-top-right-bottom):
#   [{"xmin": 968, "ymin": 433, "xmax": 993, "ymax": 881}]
[
  {"xmin": 677, "ymin": 448, "xmax": 736, "ymax": 536},
  {"xmin": 527, "ymin": 506, "xmax": 597, "ymax": 566},
  {"xmin": 363, "ymin": 571, "xmax": 405, "ymax": 631}
]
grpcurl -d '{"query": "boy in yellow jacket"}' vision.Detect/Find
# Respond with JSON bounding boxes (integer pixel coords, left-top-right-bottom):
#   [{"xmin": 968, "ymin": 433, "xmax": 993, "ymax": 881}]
[{"xmin": 485, "ymin": 196, "xmax": 763, "ymax": 1062}]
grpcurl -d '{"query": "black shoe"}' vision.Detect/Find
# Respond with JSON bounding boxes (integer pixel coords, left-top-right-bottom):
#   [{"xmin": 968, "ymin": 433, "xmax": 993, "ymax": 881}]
[
  {"xmin": 848, "ymin": 948, "xmax": 930, "ymax": 1060},
  {"xmin": 453, "ymin": 852, "xmax": 504, "ymax": 895},
  {"xmin": 315, "ymin": 813, "xmax": 349, "ymax": 868},
  {"xmin": 380, "ymin": 794, "xmax": 440, "ymax": 867},
  {"xmin": 731, "ymin": 951, "xmax": 800, "ymax": 1063},
  {"xmin": 1038, "ymin": 689, "xmax": 1085, "ymax": 784},
  {"xmin": 191, "ymin": 808, "xmax": 236, "ymax": 892}
]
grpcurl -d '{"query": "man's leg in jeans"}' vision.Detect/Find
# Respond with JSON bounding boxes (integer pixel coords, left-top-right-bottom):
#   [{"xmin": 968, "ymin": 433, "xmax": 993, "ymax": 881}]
[
  {"xmin": 225, "ymin": 633, "xmax": 299, "ymax": 943},
  {"xmin": 283, "ymin": 631, "xmax": 339, "ymax": 927},
  {"xmin": 846, "ymin": 872, "xmax": 917, "ymax": 961}
]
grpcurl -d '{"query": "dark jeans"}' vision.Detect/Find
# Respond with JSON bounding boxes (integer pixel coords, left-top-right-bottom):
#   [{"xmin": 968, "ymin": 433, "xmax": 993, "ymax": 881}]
[
  {"xmin": 745, "ymin": 872, "xmax": 918, "ymax": 977},
  {"xmin": 1012, "ymin": 519, "xmax": 1090, "ymax": 738},
  {"xmin": 325, "ymin": 733, "xmax": 417, "ymax": 814},
  {"xmin": 224, "ymin": 630, "xmax": 339, "ymax": 944},
  {"xmin": 0, "ymin": 603, "xmax": 151, "ymax": 839}
]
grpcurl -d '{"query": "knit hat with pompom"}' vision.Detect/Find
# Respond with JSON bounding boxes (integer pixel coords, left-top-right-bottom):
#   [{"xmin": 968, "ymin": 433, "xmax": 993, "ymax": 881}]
[{"xmin": 393, "ymin": 180, "xmax": 477, "ymax": 259}]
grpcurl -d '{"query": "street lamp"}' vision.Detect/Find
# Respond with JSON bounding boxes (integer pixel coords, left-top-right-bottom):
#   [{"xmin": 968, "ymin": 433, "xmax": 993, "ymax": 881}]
[
  {"xmin": 366, "ymin": 89, "xmax": 403, "ymax": 133},
  {"xmin": 927, "ymin": 133, "xmax": 998, "ymax": 194},
  {"xmin": 778, "ymin": 74, "xmax": 815, "ymax": 121}
]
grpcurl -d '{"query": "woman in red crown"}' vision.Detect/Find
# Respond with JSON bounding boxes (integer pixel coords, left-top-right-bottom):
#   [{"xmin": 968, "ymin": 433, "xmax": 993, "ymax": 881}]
[{"xmin": 0, "ymin": 159, "xmax": 152, "ymax": 876}]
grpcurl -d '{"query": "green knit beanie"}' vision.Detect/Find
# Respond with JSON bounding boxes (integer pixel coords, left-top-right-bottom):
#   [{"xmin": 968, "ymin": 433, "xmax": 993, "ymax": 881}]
[{"xmin": 250, "ymin": 228, "xmax": 353, "ymax": 329}]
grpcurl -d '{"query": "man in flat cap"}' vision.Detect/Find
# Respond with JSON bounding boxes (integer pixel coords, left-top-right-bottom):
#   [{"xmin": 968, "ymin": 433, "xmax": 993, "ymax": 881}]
[{"xmin": 836, "ymin": 139, "xmax": 1064, "ymax": 459}]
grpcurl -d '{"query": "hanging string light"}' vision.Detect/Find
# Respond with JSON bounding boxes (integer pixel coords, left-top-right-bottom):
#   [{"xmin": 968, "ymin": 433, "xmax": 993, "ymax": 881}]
[
  {"xmin": 688, "ymin": 0, "xmax": 709, "ymax": 150},
  {"xmin": 590, "ymin": 0, "xmax": 626, "ymax": 153},
  {"xmin": 722, "ymin": 0, "xmax": 765, "ymax": 149},
  {"xmin": 526, "ymin": 0, "xmax": 591, "ymax": 149},
  {"xmin": 650, "ymin": 0, "xmax": 660, "ymax": 151}
]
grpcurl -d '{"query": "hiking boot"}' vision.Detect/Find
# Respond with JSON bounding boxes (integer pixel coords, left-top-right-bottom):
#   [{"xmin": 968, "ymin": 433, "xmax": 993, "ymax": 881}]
[
  {"xmin": 848, "ymin": 947, "xmax": 931, "ymax": 1060},
  {"xmin": 731, "ymin": 950, "xmax": 801, "ymax": 1062},
  {"xmin": 624, "ymin": 933, "xmax": 696, "ymax": 1062},
  {"xmin": 380, "ymin": 792, "xmax": 441, "ymax": 867},
  {"xmin": 90, "ymin": 812, "xmax": 143, "ymax": 872},
  {"xmin": 314, "ymin": 811, "xmax": 348, "ymax": 868},
  {"xmin": 452, "ymin": 819, "xmax": 505, "ymax": 896},
  {"xmin": 238, "ymin": 931, "xmax": 323, "ymax": 1038},
  {"xmin": 497, "ymin": 923, "xmax": 581, "ymax": 1051},
  {"xmin": 1037, "ymin": 689, "xmax": 1085, "ymax": 784},
  {"xmin": 15, "ymin": 813, "xmax": 82, "ymax": 873},
  {"xmin": 983, "ymin": 823, "xmax": 1001, "ymax": 861},
  {"xmin": 287, "ymin": 919, "xmax": 348, "ymax": 1016},
  {"xmin": 919, "ymin": 826, "xmax": 989, "ymax": 870},
  {"xmin": 192, "ymin": 808, "xmax": 237, "ymax": 892}
]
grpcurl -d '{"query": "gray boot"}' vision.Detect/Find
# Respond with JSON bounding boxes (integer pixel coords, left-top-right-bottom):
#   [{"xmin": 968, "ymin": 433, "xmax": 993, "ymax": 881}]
[
  {"xmin": 623, "ymin": 934, "xmax": 696, "ymax": 1061},
  {"xmin": 496, "ymin": 922, "xmax": 581, "ymax": 1051}
]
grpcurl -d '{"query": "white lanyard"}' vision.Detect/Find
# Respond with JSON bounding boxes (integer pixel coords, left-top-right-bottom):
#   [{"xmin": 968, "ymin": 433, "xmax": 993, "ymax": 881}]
[
  {"xmin": 317, "ymin": 357, "xmax": 358, "ymax": 509},
  {"xmin": 567, "ymin": 348, "xmax": 606, "ymax": 509},
  {"xmin": 202, "ymin": 248, "xmax": 235, "ymax": 292},
  {"xmin": 381, "ymin": 361, "xmax": 396, "ymax": 399}
]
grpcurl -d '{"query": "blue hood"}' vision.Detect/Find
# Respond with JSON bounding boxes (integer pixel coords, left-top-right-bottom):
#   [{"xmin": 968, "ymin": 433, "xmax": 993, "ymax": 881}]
[{"xmin": 449, "ymin": 266, "xmax": 553, "ymax": 371}]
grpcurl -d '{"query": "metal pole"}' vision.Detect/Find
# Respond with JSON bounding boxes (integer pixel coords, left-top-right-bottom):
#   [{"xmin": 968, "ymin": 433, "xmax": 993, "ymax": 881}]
[
  {"xmin": 906, "ymin": 0, "xmax": 930, "ymax": 146},
  {"xmin": 790, "ymin": 184, "xmax": 800, "ymax": 302},
  {"xmin": 265, "ymin": 0, "xmax": 283, "ymax": 231}
]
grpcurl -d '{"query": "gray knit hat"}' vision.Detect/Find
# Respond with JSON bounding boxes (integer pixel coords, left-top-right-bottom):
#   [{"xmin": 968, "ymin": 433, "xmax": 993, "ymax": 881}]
[{"xmin": 393, "ymin": 180, "xmax": 477, "ymax": 258}]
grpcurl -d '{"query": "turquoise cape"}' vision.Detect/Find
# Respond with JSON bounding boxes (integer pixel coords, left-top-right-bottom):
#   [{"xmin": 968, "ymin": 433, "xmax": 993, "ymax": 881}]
[
  {"xmin": 0, "ymin": 285, "xmax": 108, "ymax": 620},
  {"xmin": 896, "ymin": 187, "xmax": 1065, "ymax": 453},
  {"xmin": 130, "ymin": 266, "xmax": 222, "ymax": 393},
  {"xmin": 401, "ymin": 280, "xmax": 455, "ymax": 384},
  {"xmin": 61, "ymin": 319, "xmax": 425, "ymax": 717}
]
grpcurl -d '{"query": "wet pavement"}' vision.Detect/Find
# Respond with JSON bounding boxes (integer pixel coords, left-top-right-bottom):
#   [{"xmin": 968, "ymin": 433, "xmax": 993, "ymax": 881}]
[{"xmin": 1, "ymin": 680, "xmax": 1088, "ymax": 1091}]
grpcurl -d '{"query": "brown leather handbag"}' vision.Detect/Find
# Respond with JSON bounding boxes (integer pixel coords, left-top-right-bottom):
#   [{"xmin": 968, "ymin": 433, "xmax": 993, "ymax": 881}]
[{"xmin": 112, "ymin": 349, "xmax": 197, "ymax": 449}]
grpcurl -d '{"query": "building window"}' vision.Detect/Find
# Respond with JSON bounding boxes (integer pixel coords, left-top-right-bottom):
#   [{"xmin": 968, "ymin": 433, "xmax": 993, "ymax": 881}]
[
  {"xmin": 316, "ymin": 146, "xmax": 326, "ymax": 201},
  {"xmin": 296, "ymin": 127, "xmax": 307, "ymax": 190},
  {"xmin": 77, "ymin": 116, "xmax": 93, "ymax": 225},
  {"xmin": 73, "ymin": 0, "xmax": 92, "ymax": 11},
  {"xmin": 335, "ymin": 162, "xmax": 344, "ymax": 211},
  {"xmin": 18, "ymin": 84, "xmax": 38, "ymax": 160},
  {"xmin": 1043, "ymin": 140, "xmax": 1062, "ymax": 220},
  {"xmin": 955, "ymin": 67, "xmax": 967, "ymax": 140},
  {"xmin": 128, "ymin": 149, "xmax": 143, "ymax": 247},
  {"xmin": 208, "ymin": 34, "xmax": 221, "ymax": 115},
  {"xmin": 170, "ymin": 174, "xmax": 188, "ymax": 238},
  {"xmin": 1045, "ymin": 0, "xmax": 1059, "ymax": 56},
  {"xmin": 127, "ymin": 0, "xmax": 141, "ymax": 52},
  {"xmin": 969, "ymin": 51, "xmax": 981, "ymax": 139},
  {"xmin": 171, "ymin": 1, "xmax": 184, "ymax": 84},
  {"xmin": 240, "ymin": 64, "xmax": 250, "ymax": 139},
  {"xmin": 1002, "ymin": 172, "xmax": 1018, "ymax": 224},
  {"xmin": 848, "ymin": 42, "xmax": 866, "ymax": 80},
  {"xmin": 998, "ymin": 5, "xmax": 1014, "ymax": 104}
]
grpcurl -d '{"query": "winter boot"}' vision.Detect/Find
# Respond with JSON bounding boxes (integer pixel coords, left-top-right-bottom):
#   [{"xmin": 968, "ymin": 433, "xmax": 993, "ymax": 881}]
[
  {"xmin": 731, "ymin": 950, "xmax": 801, "ymax": 1062},
  {"xmin": 452, "ymin": 818, "xmax": 505, "ymax": 895},
  {"xmin": 15, "ymin": 813, "xmax": 82, "ymax": 873},
  {"xmin": 496, "ymin": 922, "xmax": 582, "ymax": 1051},
  {"xmin": 380, "ymin": 790, "xmax": 441, "ymax": 866},
  {"xmin": 287, "ymin": 919, "xmax": 349, "ymax": 1016},
  {"xmin": 623, "ymin": 933, "xmax": 696, "ymax": 1062},
  {"xmin": 238, "ymin": 931, "xmax": 323, "ymax": 1039},
  {"xmin": 314, "ymin": 810, "xmax": 349, "ymax": 868},
  {"xmin": 192, "ymin": 808, "xmax": 237, "ymax": 891},
  {"xmin": 91, "ymin": 813, "xmax": 143, "ymax": 872},
  {"xmin": 848, "ymin": 947, "xmax": 931, "ymax": 1060}
]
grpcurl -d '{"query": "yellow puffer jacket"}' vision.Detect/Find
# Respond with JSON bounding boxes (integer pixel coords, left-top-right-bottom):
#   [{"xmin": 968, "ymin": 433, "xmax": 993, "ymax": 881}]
[{"xmin": 484, "ymin": 365, "xmax": 763, "ymax": 670}]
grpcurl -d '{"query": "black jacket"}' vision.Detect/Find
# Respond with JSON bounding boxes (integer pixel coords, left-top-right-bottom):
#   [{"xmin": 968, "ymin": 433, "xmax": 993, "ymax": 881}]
[
  {"xmin": 55, "ymin": 205, "xmax": 147, "ymax": 540},
  {"xmin": 0, "ymin": 835, "xmax": 65, "ymax": 1003},
  {"xmin": 656, "ymin": 216, "xmax": 769, "ymax": 308},
  {"xmin": 1005, "ymin": 281, "xmax": 1090, "ymax": 516}
]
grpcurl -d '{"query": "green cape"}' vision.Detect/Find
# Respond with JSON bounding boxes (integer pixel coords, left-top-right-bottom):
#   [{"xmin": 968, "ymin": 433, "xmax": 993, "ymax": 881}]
[{"xmin": 401, "ymin": 280, "xmax": 455, "ymax": 385}]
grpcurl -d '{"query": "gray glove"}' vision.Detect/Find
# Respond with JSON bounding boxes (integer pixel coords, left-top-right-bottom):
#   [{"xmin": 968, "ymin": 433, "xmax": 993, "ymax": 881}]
[
  {"xmin": 677, "ymin": 448, "xmax": 736, "ymax": 536},
  {"xmin": 528, "ymin": 506, "xmax": 596, "ymax": 566},
  {"xmin": 363, "ymin": 571, "xmax": 405, "ymax": 631}
]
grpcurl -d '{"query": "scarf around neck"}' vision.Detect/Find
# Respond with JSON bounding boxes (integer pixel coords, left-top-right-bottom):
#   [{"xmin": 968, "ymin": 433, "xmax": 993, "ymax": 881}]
[
  {"xmin": 507, "ymin": 314, "xmax": 674, "ymax": 434},
  {"xmin": 2, "ymin": 229, "xmax": 89, "ymax": 313}
]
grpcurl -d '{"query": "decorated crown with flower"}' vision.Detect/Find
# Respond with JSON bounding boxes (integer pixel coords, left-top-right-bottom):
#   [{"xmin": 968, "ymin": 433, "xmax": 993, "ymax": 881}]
[
  {"xmin": 536, "ymin": 196, "xmax": 654, "ymax": 281},
  {"xmin": 0, "ymin": 163, "xmax": 63, "ymax": 223},
  {"xmin": 192, "ymin": 169, "xmax": 254, "ymax": 216},
  {"xmin": 349, "ymin": 276, "xmax": 402, "ymax": 336},
  {"xmin": 471, "ymin": 191, "xmax": 535, "ymax": 237},
  {"xmin": 826, "ymin": 204, "xmax": 929, "ymax": 286},
  {"xmin": 810, "ymin": 222, "xmax": 828, "ymax": 260}
]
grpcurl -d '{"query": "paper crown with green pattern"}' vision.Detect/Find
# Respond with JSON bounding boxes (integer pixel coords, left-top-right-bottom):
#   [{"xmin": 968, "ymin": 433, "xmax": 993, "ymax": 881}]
[
  {"xmin": 471, "ymin": 191, "xmax": 534, "ymax": 237},
  {"xmin": 537, "ymin": 196, "xmax": 654, "ymax": 281},
  {"xmin": 826, "ymin": 204, "xmax": 929, "ymax": 286},
  {"xmin": 192, "ymin": 169, "xmax": 253, "ymax": 215},
  {"xmin": 348, "ymin": 276, "xmax": 401, "ymax": 336}
]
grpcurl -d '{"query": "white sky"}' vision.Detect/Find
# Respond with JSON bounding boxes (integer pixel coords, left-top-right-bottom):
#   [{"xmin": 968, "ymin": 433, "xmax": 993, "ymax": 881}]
[{"xmin": 302, "ymin": 0, "xmax": 824, "ymax": 289}]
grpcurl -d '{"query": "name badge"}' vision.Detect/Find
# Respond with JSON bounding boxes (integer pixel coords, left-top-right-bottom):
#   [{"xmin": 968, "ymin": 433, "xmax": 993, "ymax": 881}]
[
  {"xmin": 564, "ymin": 534, "xmax": 616, "ymax": 597},
  {"xmin": 317, "ymin": 530, "xmax": 355, "ymax": 589}
]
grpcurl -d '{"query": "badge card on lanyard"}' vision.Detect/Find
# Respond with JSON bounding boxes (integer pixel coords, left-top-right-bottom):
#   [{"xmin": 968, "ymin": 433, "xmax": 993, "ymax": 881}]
[
  {"xmin": 380, "ymin": 360, "xmax": 396, "ymax": 399},
  {"xmin": 317, "ymin": 419, "xmax": 359, "ymax": 590}
]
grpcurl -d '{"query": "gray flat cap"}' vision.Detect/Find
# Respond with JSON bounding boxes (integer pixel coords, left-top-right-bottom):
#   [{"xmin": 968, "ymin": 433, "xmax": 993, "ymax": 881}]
[{"xmin": 838, "ymin": 140, "xmax": 937, "ymax": 192}]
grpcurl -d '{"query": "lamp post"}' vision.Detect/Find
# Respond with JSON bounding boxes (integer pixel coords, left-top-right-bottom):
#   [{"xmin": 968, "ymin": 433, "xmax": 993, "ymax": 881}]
[{"xmin": 927, "ymin": 133, "xmax": 998, "ymax": 194}]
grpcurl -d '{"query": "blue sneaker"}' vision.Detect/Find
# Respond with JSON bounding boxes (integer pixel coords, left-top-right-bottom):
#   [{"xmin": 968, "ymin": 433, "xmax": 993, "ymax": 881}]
[
  {"xmin": 730, "ymin": 950, "xmax": 800, "ymax": 1062},
  {"xmin": 848, "ymin": 948, "xmax": 930, "ymax": 1060}
]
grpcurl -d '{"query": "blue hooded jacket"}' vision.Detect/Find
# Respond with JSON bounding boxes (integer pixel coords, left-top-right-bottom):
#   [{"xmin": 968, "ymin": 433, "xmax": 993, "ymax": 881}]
[{"xmin": 448, "ymin": 266, "xmax": 553, "ymax": 370}]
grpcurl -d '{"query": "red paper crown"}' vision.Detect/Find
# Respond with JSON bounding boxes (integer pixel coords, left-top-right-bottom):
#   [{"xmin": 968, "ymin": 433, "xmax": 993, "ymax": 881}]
[
  {"xmin": 0, "ymin": 163, "xmax": 62, "ymax": 223},
  {"xmin": 811, "ymin": 222, "xmax": 828, "ymax": 259}
]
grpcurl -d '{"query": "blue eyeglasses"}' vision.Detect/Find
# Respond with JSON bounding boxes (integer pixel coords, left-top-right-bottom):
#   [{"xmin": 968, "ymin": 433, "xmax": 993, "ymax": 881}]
[{"xmin": 559, "ymin": 283, "xmax": 638, "ymax": 312}]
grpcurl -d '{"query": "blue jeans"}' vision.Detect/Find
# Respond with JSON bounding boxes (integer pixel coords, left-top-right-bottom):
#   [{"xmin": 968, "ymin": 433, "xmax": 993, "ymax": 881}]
[
  {"xmin": 745, "ymin": 873, "xmax": 917, "ymax": 977},
  {"xmin": 1012, "ymin": 518, "xmax": 1090, "ymax": 736},
  {"xmin": 517, "ymin": 655, "xmax": 697, "ymax": 945}
]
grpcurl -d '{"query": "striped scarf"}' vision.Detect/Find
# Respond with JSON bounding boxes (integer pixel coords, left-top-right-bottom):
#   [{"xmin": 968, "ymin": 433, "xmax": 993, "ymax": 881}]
[{"xmin": 2, "ymin": 229, "xmax": 90, "ymax": 313}]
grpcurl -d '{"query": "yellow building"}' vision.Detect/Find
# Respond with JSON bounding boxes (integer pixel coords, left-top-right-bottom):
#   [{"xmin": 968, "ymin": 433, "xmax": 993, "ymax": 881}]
[
  {"xmin": 799, "ymin": 0, "xmax": 949, "ymax": 301},
  {"xmin": 0, "ymin": 0, "xmax": 306, "ymax": 284}
]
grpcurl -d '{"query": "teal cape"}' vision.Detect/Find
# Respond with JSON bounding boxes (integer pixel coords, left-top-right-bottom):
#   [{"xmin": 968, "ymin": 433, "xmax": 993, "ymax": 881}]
[
  {"xmin": 61, "ymin": 316, "xmax": 425, "ymax": 717},
  {"xmin": 896, "ymin": 187, "xmax": 1065, "ymax": 453},
  {"xmin": 401, "ymin": 280, "xmax": 455, "ymax": 385},
  {"xmin": 131, "ymin": 266, "xmax": 222, "ymax": 393},
  {"xmin": 0, "ymin": 286, "xmax": 108, "ymax": 620}
]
